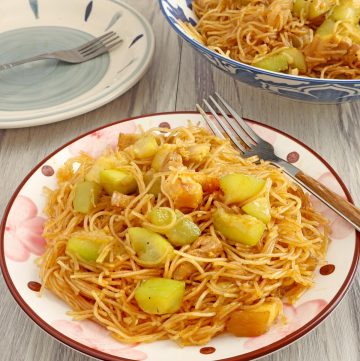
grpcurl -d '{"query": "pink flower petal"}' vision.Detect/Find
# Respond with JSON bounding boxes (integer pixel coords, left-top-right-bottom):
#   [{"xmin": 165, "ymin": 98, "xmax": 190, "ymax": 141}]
[
  {"xmin": 317, "ymin": 172, "xmax": 345, "ymax": 197},
  {"xmin": 295, "ymin": 299, "xmax": 327, "ymax": 322},
  {"xmin": 68, "ymin": 121, "xmax": 137, "ymax": 158},
  {"xmin": 51, "ymin": 319, "xmax": 147, "ymax": 360},
  {"xmin": 107, "ymin": 347, "xmax": 147, "ymax": 360},
  {"xmin": 22, "ymin": 216, "xmax": 45, "ymax": 234},
  {"xmin": 4, "ymin": 230, "xmax": 29, "ymax": 262},
  {"xmin": 17, "ymin": 228, "xmax": 46, "ymax": 255},
  {"xmin": 7, "ymin": 196, "xmax": 38, "ymax": 228},
  {"xmin": 52, "ymin": 320, "xmax": 98, "ymax": 349},
  {"xmin": 322, "ymin": 209, "xmax": 353, "ymax": 239}
]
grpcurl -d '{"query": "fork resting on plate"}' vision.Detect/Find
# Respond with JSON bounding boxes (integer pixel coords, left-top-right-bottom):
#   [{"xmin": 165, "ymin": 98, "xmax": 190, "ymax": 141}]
[
  {"xmin": 0, "ymin": 31, "xmax": 122, "ymax": 71},
  {"xmin": 198, "ymin": 93, "xmax": 360, "ymax": 232}
]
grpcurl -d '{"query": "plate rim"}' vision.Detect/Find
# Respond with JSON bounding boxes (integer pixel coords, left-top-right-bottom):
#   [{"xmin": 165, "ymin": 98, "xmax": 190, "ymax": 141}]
[
  {"xmin": 0, "ymin": 0, "xmax": 155, "ymax": 129},
  {"xmin": 1, "ymin": 111, "xmax": 359, "ymax": 361}
]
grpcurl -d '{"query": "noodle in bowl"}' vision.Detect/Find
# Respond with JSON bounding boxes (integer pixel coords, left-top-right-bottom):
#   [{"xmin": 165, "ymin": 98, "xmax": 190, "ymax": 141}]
[{"xmin": 159, "ymin": 0, "xmax": 360, "ymax": 103}]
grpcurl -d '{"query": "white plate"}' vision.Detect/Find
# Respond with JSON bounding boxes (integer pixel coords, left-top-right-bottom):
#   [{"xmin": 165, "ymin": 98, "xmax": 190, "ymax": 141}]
[
  {"xmin": 0, "ymin": 0, "xmax": 154, "ymax": 128},
  {"xmin": 1, "ymin": 112, "xmax": 359, "ymax": 361}
]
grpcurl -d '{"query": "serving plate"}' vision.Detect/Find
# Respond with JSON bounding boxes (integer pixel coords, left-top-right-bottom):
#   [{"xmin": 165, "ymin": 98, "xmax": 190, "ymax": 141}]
[
  {"xmin": 0, "ymin": 0, "xmax": 154, "ymax": 128},
  {"xmin": 0, "ymin": 112, "xmax": 359, "ymax": 361}
]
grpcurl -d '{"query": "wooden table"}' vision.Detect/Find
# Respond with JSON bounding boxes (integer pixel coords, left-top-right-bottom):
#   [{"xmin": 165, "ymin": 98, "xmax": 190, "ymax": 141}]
[{"xmin": 0, "ymin": 1, "xmax": 359, "ymax": 360}]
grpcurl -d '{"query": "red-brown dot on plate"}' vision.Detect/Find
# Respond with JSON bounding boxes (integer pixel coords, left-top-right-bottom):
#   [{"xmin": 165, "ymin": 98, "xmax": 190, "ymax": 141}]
[
  {"xmin": 287, "ymin": 151, "xmax": 299, "ymax": 163},
  {"xmin": 200, "ymin": 347, "xmax": 216, "ymax": 355},
  {"xmin": 28, "ymin": 281, "xmax": 42, "ymax": 292},
  {"xmin": 41, "ymin": 165, "xmax": 54, "ymax": 176},
  {"xmin": 159, "ymin": 122, "xmax": 171, "ymax": 129},
  {"xmin": 320, "ymin": 264, "xmax": 335, "ymax": 275}
]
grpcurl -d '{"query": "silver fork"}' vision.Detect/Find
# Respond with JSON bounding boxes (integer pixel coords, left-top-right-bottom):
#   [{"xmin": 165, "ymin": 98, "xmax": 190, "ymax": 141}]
[
  {"xmin": 197, "ymin": 93, "xmax": 360, "ymax": 232},
  {"xmin": 0, "ymin": 31, "xmax": 122, "ymax": 71}
]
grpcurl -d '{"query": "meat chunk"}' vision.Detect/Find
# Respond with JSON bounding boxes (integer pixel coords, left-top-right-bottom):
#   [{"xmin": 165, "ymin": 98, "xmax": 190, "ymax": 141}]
[
  {"xmin": 191, "ymin": 174, "xmax": 220, "ymax": 193},
  {"xmin": 151, "ymin": 144, "xmax": 183, "ymax": 172},
  {"xmin": 189, "ymin": 235, "xmax": 223, "ymax": 258},
  {"xmin": 178, "ymin": 144, "xmax": 210, "ymax": 164},
  {"xmin": 163, "ymin": 175, "xmax": 203, "ymax": 210},
  {"xmin": 111, "ymin": 192, "xmax": 135, "ymax": 208},
  {"xmin": 173, "ymin": 235, "xmax": 223, "ymax": 280}
]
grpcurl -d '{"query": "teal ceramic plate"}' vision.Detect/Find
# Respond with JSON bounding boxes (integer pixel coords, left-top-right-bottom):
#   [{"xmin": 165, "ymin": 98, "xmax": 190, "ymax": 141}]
[{"xmin": 0, "ymin": 0, "xmax": 154, "ymax": 128}]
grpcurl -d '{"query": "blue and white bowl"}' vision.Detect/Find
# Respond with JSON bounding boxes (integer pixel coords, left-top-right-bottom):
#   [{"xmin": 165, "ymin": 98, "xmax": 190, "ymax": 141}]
[{"xmin": 159, "ymin": 0, "xmax": 360, "ymax": 103}]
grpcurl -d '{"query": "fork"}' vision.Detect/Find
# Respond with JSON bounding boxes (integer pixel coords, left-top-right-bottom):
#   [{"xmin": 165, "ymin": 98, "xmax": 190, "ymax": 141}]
[
  {"xmin": 197, "ymin": 93, "xmax": 360, "ymax": 232},
  {"xmin": 0, "ymin": 31, "xmax": 122, "ymax": 71}
]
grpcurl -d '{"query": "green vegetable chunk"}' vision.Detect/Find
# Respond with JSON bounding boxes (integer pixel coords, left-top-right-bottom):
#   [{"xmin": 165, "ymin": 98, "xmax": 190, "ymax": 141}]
[
  {"xmin": 282, "ymin": 48, "xmax": 307, "ymax": 73},
  {"xmin": 67, "ymin": 233, "xmax": 110, "ymax": 262},
  {"xmin": 165, "ymin": 211, "xmax": 201, "ymax": 246},
  {"xmin": 213, "ymin": 208, "xmax": 266, "ymax": 246},
  {"xmin": 330, "ymin": 1, "xmax": 360, "ymax": 24},
  {"xmin": 128, "ymin": 227, "xmax": 173, "ymax": 266},
  {"xmin": 293, "ymin": 0, "xmax": 335, "ymax": 19},
  {"xmin": 133, "ymin": 135, "xmax": 159, "ymax": 159},
  {"xmin": 144, "ymin": 171, "xmax": 162, "ymax": 196},
  {"xmin": 85, "ymin": 155, "xmax": 127, "ymax": 183},
  {"xmin": 73, "ymin": 181, "xmax": 102, "ymax": 214},
  {"xmin": 99, "ymin": 169, "xmax": 137, "ymax": 195},
  {"xmin": 242, "ymin": 197, "xmax": 271, "ymax": 224},
  {"xmin": 135, "ymin": 278, "xmax": 185, "ymax": 314},
  {"xmin": 252, "ymin": 53, "xmax": 289, "ymax": 72},
  {"xmin": 220, "ymin": 173, "xmax": 265, "ymax": 204},
  {"xmin": 253, "ymin": 48, "xmax": 306, "ymax": 73},
  {"xmin": 149, "ymin": 207, "xmax": 174, "ymax": 227},
  {"xmin": 315, "ymin": 19, "xmax": 336, "ymax": 37}
]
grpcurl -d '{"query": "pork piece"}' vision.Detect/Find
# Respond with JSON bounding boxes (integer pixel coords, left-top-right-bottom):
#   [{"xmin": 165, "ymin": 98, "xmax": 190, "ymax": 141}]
[
  {"xmin": 173, "ymin": 235, "xmax": 223, "ymax": 280},
  {"xmin": 111, "ymin": 192, "xmax": 135, "ymax": 208},
  {"xmin": 191, "ymin": 173, "xmax": 220, "ymax": 193},
  {"xmin": 163, "ymin": 175, "xmax": 203, "ymax": 210},
  {"xmin": 152, "ymin": 144, "xmax": 183, "ymax": 172},
  {"xmin": 178, "ymin": 144, "xmax": 210, "ymax": 164}
]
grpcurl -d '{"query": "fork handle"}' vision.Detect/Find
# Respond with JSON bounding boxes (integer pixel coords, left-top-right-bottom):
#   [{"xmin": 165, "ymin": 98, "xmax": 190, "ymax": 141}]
[
  {"xmin": 0, "ymin": 54, "xmax": 54, "ymax": 71},
  {"xmin": 294, "ymin": 171, "xmax": 360, "ymax": 231}
]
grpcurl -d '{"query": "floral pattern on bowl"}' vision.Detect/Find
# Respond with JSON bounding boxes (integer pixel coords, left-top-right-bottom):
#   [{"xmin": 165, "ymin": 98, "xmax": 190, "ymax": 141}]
[
  {"xmin": 159, "ymin": 0, "xmax": 360, "ymax": 103},
  {"xmin": 0, "ymin": 113, "xmax": 358, "ymax": 361},
  {"xmin": 52, "ymin": 320, "xmax": 147, "ymax": 360},
  {"xmin": 4, "ymin": 195, "xmax": 46, "ymax": 262}
]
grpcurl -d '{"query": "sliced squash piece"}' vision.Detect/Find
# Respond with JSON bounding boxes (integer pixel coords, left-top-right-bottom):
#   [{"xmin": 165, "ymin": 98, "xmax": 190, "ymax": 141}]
[
  {"xmin": 128, "ymin": 227, "xmax": 173, "ymax": 267},
  {"xmin": 220, "ymin": 173, "xmax": 265, "ymax": 204},
  {"xmin": 135, "ymin": 278, "xmax": 185, "ymax": 314},
  {"xmin": 73, "ymin": 181, "xmax": 102, "ymax": 214},
  {"xmin": 242, "ymin": 197, "xmax": 271, "ymax": 224},
  {"xmin": 213, "ymin": 208, "xmax": 266, "ymax": 246},
  {"xmin": 99, "ymin": 169, "xmax": 137, "ymax": 195}
]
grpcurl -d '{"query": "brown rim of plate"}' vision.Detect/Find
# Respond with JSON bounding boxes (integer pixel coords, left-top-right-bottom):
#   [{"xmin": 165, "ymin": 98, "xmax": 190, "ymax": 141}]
[{"xmin": 0, "ymin": 111, "xmax": 359, "ymax": 361}]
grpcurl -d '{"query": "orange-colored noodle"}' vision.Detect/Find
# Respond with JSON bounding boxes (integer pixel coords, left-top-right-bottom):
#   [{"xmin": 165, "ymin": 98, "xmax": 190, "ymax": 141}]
[
  {"xmin": 38, "ymin": 124, "xmax": 329, "ymax": 346},
  {"xmin": 186, "ymin": 0, "xmax": 360, "ymax": 79}
]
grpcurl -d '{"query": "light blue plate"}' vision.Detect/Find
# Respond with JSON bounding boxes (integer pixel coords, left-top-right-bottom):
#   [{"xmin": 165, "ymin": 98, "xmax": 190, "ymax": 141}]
[
  {"xmin": 0, "ymin": 0, "xmax": 155, "ymax": 128},
  {"xmin": 0, "ymin": 27, "xmax": 109, "ymax": 111}
]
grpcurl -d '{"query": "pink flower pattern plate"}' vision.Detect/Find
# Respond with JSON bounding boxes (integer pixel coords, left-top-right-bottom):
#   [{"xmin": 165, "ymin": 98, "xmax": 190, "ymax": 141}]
[{"xmin": 0, "ymin": 112, "xmax": 359, "ymax": 361}]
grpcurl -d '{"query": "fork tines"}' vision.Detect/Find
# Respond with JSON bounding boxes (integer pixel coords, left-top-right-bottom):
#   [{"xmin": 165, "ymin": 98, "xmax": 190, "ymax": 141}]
[
  {"xmin": 197, "ymin": 93, "xmax": 261, "ymax": 153},
  {"xmin": 80, "ymin": 31, "xmax": 122, "ymax": 57}
]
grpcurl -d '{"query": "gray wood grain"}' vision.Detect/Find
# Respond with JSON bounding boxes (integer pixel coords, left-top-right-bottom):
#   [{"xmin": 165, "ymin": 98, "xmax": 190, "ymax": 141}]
[{"xmin": 0, "ymin": 1, "xmax": 359, "ymax": 360}]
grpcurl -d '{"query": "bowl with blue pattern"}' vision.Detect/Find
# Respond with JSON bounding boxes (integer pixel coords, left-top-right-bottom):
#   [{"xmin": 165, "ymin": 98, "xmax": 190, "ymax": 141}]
[{"xmin": 159, "ymin": 0, "xmax": 360, "ymax": 103}]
